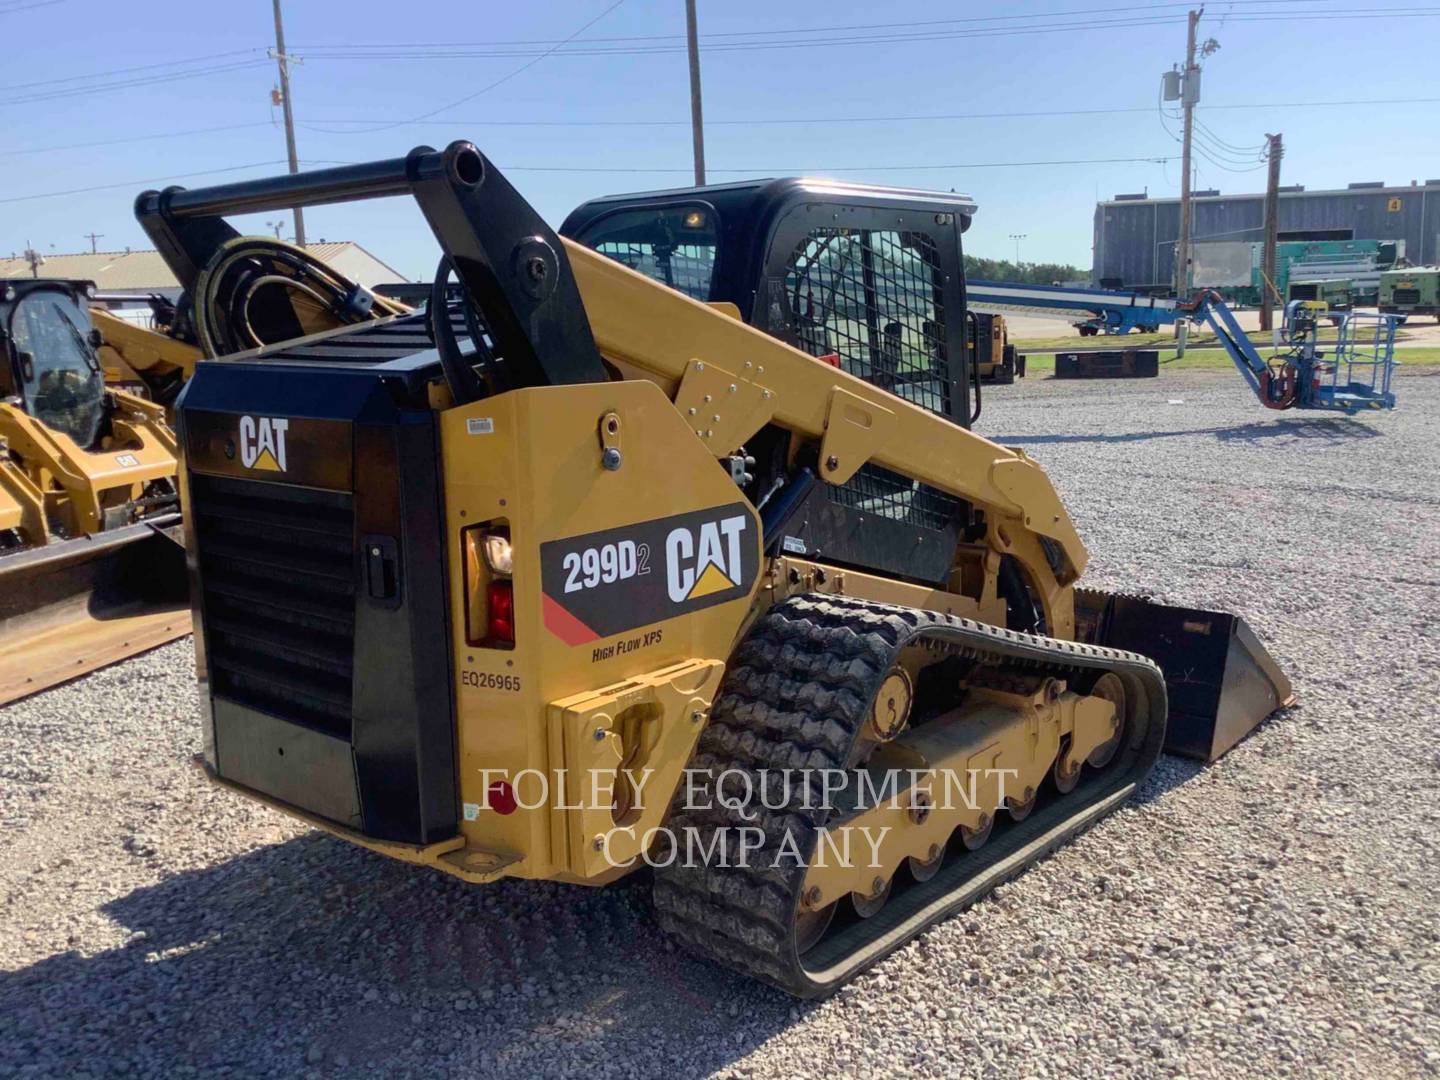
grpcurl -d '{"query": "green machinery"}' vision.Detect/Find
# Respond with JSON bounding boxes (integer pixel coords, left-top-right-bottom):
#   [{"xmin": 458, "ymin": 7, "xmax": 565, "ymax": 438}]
[{"xmin": 1379, "ymin": 266, "xmax": 1440, "ymax": 321}]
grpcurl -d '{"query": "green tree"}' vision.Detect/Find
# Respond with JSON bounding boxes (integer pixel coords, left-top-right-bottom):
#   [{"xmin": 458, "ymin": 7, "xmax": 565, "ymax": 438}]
[{"xmin": 964, "ymin": 255, "xmax": 1088, "ymax": 286}]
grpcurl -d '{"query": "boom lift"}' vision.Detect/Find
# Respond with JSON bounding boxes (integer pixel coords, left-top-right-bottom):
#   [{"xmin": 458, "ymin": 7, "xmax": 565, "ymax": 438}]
[
  {"xmin": 1181, "ymin": 292, "xmax": 1399, "ymax": 412},
  {"xmin": 143, "ymin": 145, "xmax": 1291, "ymax": 996},
  {"xmin": 958, "ymin": 273, "xmax": 1398, "ymax": 412}
]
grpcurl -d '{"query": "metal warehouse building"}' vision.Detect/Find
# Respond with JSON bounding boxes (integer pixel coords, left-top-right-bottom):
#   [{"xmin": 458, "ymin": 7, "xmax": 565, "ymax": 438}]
[{"xmin": 1093, "ymin": 180, "xmax": 1440, "ymax": 291}]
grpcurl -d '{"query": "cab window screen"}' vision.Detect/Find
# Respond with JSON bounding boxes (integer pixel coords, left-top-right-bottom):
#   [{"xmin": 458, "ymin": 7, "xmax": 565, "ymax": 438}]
[
  {"xmin": 579, "ymin": 206, "xmax": 718, "ymax": 301},
  {"xmin": 783, "ymin": 227, "xmax": 959, "ymax": 530},
  {"xmin": 784, "ymin": 228, "xmax": 949, "ymax": 417}
]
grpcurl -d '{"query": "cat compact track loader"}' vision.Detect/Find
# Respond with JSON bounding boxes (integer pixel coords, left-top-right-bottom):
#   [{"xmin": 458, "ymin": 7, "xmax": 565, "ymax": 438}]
[
  {"xmin": 0, "ymin": 277, "xmax": 188, "ymax": 703},
  {"xmin": 146, "ymin": 144, "xmax": 1291, "ymax": 997}
]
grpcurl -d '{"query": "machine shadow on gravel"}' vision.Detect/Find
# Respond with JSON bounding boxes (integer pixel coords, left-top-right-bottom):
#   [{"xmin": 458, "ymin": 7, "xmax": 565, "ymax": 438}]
[
  {"xmin": 991, "ymin": 416, "xmax": 1383, "ymax": 446},
  {"xmin": 0, "ymin": 835, "xmax": 805, "ymax": 1075}
]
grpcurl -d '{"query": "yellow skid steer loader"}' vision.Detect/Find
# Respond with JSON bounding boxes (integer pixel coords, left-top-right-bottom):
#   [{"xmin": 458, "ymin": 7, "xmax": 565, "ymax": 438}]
[{"xmin": 0, "ymin": 278, "xmax": 187, "ymax": 702}]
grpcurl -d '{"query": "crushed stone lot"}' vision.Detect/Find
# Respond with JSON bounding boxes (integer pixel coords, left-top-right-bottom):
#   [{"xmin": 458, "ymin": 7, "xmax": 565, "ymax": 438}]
[{"xmin": 3, "ymin": 369, "xmax": 1438, "ymax": 1079}]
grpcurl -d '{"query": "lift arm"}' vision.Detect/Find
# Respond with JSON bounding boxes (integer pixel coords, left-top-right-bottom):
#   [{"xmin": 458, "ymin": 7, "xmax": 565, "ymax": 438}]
[{"xmin": 1179, "ymin": 289, "xmax": 1281, "ymax": 404}]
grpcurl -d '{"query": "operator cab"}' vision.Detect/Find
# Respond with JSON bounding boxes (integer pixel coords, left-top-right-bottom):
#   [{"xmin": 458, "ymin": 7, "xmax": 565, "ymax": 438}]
[
  {"xmin": 0, "ymin": 279, "xmax": 105, "ymax": 447},
  {"xmin": 561, "ymin": 178, "xmax": 979, "ymax": 430}
]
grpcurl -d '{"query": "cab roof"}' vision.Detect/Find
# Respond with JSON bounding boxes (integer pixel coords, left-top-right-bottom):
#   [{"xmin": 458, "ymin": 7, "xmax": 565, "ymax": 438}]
[{"xmin": 576, "ymin": 177, "xmax": 976, "ymax": 213}]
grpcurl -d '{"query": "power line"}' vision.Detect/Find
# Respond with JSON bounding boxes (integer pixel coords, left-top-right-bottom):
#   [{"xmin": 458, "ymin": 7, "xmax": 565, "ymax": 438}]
[
  {"xmin": 0, "ymin": 0, "xmax": 64, "ymax": 14},
  {"xmin": 298, "ymin": 17, "xmax": 1186, "ymax": 64},
  {"xmin": 1191, "ymin": 142, "xmax": 1269, "ymax": 173},
  {"xmin": 1188, "ymin": 122, "xmax": 1266, "ymax": 165},
  {"xmin": 290, "ymin": 2, "xmax": 1440, "ymax": 53},
  {"xmin": 0, "ymin": 155, "xmax": 1177, "ymax": 206},
  {"xmin": 292, "ymin": 8, "xmax": 1440, "ymax": 62},
  {"xmin": 7, "ymin": 5, "xmax": 1435, "ymax": 113},
  {"xmin": 436, "ymin": 154, "xmax": 1181, "ymax": 174},
  {"xmin": 0, "ymin": 121, "xmax": 275, "ymax": 159},
  {"xmin": 0, "ymin": 161, "xmax": 292, "ymax": 205},
  {"xmin": 3, "ymin": 60, "xmax": 272, "ymax": 105},
  {"xmin": 288, "ymin": 0, "xmax": 1371, "ymax": 48},
  {"xmin": 2, "ymin": 95, "xmax": 1433, "ymax": 161},
  {"xmin": 299, "ymin": 96, "xmax": 1440, "ymax": 135},
  {"xmin": 303, "ymin": 104, "xmax": 1159, "ymax": 132},
  {"xmin": 0, "ymin": 48, "xmax": 262, "ymax": 92},
  {"xmin": 1193, "ymin": 116, "xmax": 1266, "ymax": 156},
  {"xmin": 331, "ymin": 0, "xmax": 630, "ymax": 136},
  {"xmin": 298, "ymin": 95, "xmax": 1434, "ymax": 128}
]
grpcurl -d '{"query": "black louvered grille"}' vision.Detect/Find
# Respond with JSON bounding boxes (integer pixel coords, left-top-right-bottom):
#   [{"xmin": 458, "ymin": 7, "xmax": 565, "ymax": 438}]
[
  {"xmin": 262, "ymin": 312, "xmax": 439, "ymax": 363},
  {"xmin": 191, "ymin": 473, "xmax": 356, "ymax": 738}
]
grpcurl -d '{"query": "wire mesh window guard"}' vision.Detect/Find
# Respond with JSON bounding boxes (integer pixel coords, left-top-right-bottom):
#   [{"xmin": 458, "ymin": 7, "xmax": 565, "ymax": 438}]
[
  {"xmin": 784, "ymin": 228, "xmax": 950, "ymax": 416},
  {"xmin": 784, "ymin": 227, "xmax": 961, "ymax": 530}
]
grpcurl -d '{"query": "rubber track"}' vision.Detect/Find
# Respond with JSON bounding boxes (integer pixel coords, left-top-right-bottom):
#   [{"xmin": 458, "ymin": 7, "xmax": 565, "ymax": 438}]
[{"xmin": 652, "ymin": 594, "xmax": 1167, "ymax": 997}]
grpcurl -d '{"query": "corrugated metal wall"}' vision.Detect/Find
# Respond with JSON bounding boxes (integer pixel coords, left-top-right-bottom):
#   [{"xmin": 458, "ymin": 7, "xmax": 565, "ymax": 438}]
[{"xmin": 1093, "ymin": 184, "xmax": 1440, "ymax": 289}]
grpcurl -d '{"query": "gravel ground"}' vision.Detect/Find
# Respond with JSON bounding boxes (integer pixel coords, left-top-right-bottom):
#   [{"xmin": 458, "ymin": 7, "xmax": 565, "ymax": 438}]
[{"xmin": 3, "ymin": 369, "xmax": 1438, "ymax": 1079}]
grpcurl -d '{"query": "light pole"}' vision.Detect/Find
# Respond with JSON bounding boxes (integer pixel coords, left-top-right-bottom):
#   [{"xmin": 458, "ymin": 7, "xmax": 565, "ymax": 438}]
[
  {"xmin": 684, "ymin": 0, "xmax": 706, "ymax": 185},
  {"xmin": 1009, "ymin": 233, "xmax": 1027, "ymax": 267},
  {"xmin": 271, "ymin": 0, "xmax": 305, "ymax": 246}
]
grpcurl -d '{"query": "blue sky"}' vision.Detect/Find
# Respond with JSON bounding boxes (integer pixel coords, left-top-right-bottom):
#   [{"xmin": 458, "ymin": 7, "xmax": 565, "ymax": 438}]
[{"xmin": 1, "ymin": 0, "xmax": 1434, "ymax": 279}]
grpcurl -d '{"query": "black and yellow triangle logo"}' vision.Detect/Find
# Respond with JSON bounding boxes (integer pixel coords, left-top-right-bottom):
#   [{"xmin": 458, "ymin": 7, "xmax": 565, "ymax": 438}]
[
  {"xmin": 251, "ymin": 447, "xmax": 282, "ymax": 472},
  {"xmin": 688, "ymin": 561, "xmax": 737, "ymax": 599}
]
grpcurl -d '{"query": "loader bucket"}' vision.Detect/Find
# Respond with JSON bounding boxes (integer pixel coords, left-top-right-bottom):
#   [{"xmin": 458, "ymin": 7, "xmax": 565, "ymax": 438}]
[
  {"xmin": 0, "ymin": 516, "xmax": 190, "ymax": 705},
  {"xmin": 1076, "ymin": 590, "xmax": 1294, "ymax": 762}
]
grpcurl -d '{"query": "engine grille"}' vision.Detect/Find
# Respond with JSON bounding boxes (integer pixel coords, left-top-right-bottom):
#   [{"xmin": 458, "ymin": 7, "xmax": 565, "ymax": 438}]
[{"xmin": 190, "ymin": 473, "xmax": 355, "ymax": 737}]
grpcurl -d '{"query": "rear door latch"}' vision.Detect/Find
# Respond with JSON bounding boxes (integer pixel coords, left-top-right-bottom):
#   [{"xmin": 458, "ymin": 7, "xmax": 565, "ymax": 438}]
[{"xmin": 363, "ymin": 534, "xmax": 402, "ymax": 607}]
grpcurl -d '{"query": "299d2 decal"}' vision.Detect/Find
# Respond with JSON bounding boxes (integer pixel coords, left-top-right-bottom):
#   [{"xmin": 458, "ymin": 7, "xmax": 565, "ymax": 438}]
[
  {"xmin": 540, "ymin": 503, "xmax": 760, "ymax": 646},
  {"xmin": 561, "ymin": 539, "xmax": 651, "ymax": 593}
]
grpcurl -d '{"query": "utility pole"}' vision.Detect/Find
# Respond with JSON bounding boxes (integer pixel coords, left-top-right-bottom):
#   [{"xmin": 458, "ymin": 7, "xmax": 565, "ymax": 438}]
[
  {"xmin": 22, "ymin": 242, "xmax": 43, "ymax": 278},
  {"xmin": 1173, "ymin": 8, "xmax": 1200, "ymax": 300},
  {"xmin": 1009, "ymin": 233, "xmax": 1027, "ymax": 266},
  {"xmin": 84, "ymin": 232, "xmax": 104, "ymax": 254},
  {"xmin": 684, "ymin": 0, "xmax": 706, "ymax": 186},
  {"xmin": 270, "ymin": 0, "xmax": 305, "ymax": 246},
  {"xmin": 1259, "ymin": 132, "xmax": 1283, "ymax": 332}
]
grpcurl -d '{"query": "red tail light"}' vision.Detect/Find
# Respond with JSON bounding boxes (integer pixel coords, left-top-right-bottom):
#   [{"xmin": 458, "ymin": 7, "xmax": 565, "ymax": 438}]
[{"xmin": 487, "ymin": 580, "xmax": 515, "ymax": 644}]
